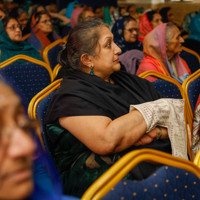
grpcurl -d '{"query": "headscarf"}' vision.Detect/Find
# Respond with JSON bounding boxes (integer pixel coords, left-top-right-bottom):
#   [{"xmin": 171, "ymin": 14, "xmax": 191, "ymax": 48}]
[
  {"xmin": 111, "ymin": 16, "xmax": 143, "ymax": 54},
  {"xmin": 70, "ymin": 7, "xmax": 84, "ymax": 28},
  {"xmin": 139, "ymin": 23, "xmax": 190, "ymax": 83},
  {"xmin": 104, "ymin": 6, "xmax": 112, "ymax": 26},
  {"xmin": 186, "ymin": 12, "xmax": 200, "ymax": 43},
  {"xmin": 119, "ymin": 49, "xmax": 144, "ymax": 74},
  {"xmin": 138, "ymin": 12, "xmax": 153, "ymax": 42},
  {"xmin": 0, "ymin": 20, "xmax": 42, "ymax": 63},
  {"xmin": 27, "ymin": 13, "xmax": 61, "ymax": 54},
  {"xmin": 65, "ymin": 0, "xmax": 80, "ymax": 27}
]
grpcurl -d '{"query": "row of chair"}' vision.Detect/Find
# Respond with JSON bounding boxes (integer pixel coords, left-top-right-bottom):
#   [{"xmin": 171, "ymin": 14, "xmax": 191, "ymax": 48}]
[
  {"xmin": 27, "ymin": 70, "xmax": 200, "ymax": 159},
  {"xmin": 26, "ymin": 70, "xmax": 200, "ymax": 199}
]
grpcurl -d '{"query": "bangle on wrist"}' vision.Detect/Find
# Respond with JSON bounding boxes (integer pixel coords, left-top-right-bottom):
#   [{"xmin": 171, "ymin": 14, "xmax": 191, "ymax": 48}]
[{"xmin": 155, "ymin": 127, "xmax": 162, "ymax": 140}]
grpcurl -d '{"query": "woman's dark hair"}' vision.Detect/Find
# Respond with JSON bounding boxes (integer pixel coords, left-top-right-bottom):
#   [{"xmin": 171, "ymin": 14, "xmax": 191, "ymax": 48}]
[
  {"xmin": 2, "ymin": 16, "xmax": 19, "ymax": 30},
  {"xmin": 123, "ymin": 15, "xmax": 136, "ymax": 27},
  {"xmin": 34, "ymin": 11, "xmax": 51, "ymax": 24},
  {"xmin": 10, "ymin": 7, "xmax": 26, "ymax": 19},
  {"xmin": 159, "ymin": 7, "xmax": 171, "ymax": 23},
  {"xmin": 146, "ymin": 10, "xmax": 157, "ymax": 23},
  {"xmin": 58, "ymin": 19, "xmax": 107, "ymax": 73}
]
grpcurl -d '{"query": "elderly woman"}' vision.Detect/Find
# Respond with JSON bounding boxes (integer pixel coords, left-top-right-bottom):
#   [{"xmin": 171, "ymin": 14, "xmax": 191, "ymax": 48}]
[
  {"xmin": 111, "ymin": 15, "xmax": 143, "ymax": 54},
  {"xmin": 0, "ymin": 16, "xmax": 42, "ymax": 62},
  {"xmin": 27, "ymin": 11, "xmax": 60, "ymax": 55},
  {"xmin": 138, "ymin": 10, "xmax": 162, "ymax": 41},
  {"xmin": 45, "ymin": 19, "xmax": 189, "ymax": 197},
  {"xmin": 136, "ymin": 23, "xmax": 191, "ymax": 83}
]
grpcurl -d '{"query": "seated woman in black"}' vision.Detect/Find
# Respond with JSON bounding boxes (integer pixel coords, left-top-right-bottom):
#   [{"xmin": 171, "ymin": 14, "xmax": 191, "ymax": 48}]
[{"xmin": 45, "ymin": 19, "xmax": 187, "ymax": 198}]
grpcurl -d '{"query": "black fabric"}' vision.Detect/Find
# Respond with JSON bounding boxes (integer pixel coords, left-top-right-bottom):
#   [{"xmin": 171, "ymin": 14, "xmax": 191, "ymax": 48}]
[
  {"xmin": 183, "ymin": 39, "xmax": 200, "ymax": 55},
  {"xmin": 45, "ymin": 70, "xmax": 162, "ymax": 123}
]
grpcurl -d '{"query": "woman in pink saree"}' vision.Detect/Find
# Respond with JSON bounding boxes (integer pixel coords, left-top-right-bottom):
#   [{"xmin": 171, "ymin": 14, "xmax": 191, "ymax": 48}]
[{"xmin": 136, "ymin": 23, "xmax": 191, "ymax": 83}]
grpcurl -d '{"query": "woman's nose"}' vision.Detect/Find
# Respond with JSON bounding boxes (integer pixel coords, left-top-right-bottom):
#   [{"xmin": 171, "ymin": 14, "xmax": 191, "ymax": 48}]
[
  {"xmin": 8, "ymin": 127, "xmax": 35, "ymax": 158},
  {"xmin": 114, "ymin": 43, "xmax": 122, "ymax": 54}
]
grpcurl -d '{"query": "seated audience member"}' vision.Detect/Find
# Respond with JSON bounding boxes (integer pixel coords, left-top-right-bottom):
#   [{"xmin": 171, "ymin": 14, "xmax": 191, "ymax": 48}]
[
  {"xmin": 45, "ymin": 19, "xmax": 188, "ymax": 197},
  {"xmin": 70, "ymin": 7, "xmax": 84, "ymax": 28},
  {"xmin": 138, "ymin": 10, "xmax": 162, "ymax": 41},
  {"xmin": 127, "ymin": 4, "xmax": 141, "ymax": 20},
  {"xmin": 112, "ymin": 16, "xmax": 143, "ymax": 54},
  {"xmin": 46, "ymin": 3, "xmax": 70, "ymax": 36},
  {"xmin": 27, "ymin": 11, "xmax": 61, "ymax": 55},
  {"xmin": 159, "ymin": 6, "xmax": 182, "ymax": 30},
  {"xmin": 103, "ymin": 5, "xmax": 118, "ymax": 29},
  {"xmin": 0, "ymin": 16, "xmax": 42, "ymax": 62},
  {"xmin": 10, "ymin": 7, "xmax": 30, "ymax": 36},
  {"xmin": 0, "ymin": 77, "xmax": 79, "ymax": 200},
  {"xmin": 78, "ymin": 8, "xmax": 95, "ymax": 22},
  {"xmin": 65, "ymin": 0, "xmax": 80, "ymax": 27},
  {"xmin": 30, "ymin": 3, "xmax": 45, "ymax": 17},
  {"xmin": 118, "ymin": 6, "xmax": 127, "ymax": 17},
  {"xmin": 93, "ymin": 6, "xmax": 104, "ymax": 20},
  {"xmin": 136, "ymin": 23, "xmax": 191, "ymax": 83},
  {"xmin": 0, "ymin": 7, "xmax": 6, "ymax": 19},
  {"xmin": 182, "ymin": 12, "xmax": 200, "ymax": 55}
]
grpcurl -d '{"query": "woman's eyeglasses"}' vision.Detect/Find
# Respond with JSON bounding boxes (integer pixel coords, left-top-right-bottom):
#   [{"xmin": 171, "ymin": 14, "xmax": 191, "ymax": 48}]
[
  {"xmin": 6, "ymin": 24, "xmax": 21, "ymax": 31},
  {"xmin": 40, "ymin": 19, "xmax": 52, "ymax": 24},
  {"xmin": 125, "ymin": 28, "xmax": 138, "ymax": 33}
]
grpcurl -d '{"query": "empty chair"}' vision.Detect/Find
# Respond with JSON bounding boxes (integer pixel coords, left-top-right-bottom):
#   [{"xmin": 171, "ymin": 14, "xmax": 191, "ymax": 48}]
[{"xmin": 0, "ymin": 55, "xmax": 53, "ymax": 104}]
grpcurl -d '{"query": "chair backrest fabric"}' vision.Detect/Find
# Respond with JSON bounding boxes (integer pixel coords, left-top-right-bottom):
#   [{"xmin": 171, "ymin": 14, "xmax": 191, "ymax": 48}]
[{"xmin": 0, "ymin": 61, "xmax": 51, "ymax": 104}]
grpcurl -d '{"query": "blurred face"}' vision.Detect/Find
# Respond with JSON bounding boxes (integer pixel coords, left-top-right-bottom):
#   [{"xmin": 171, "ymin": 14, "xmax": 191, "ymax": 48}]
[
  {"xmin": 90, "ymin": 26, "xmax": 121, "ymax": 81},
  {"xmin": 6, "ymin": 18, "xmax": 22, "ymax": 42},
  {"xmin": 167, "ymin": 9, "xmax": 174, "ymax": 22},
  {"xmin": 0, "ymin": 83, "xmax": 35, "ymax": 200},
  {"xmin": 151, "ymin": 13, "xmax": 162, "ymax": 28},
  {"xmin": 37, "ymin": 14, "xmax": 53, "ymax": 35},
  {"xmin": 18, "ymin": 12, "xmax": 28, "ymax": 29},
  {"xmin": 166, "ymin": 26, "xmax": 184, "ymax": 60},
  {"xmin": 124, "ymin": 20, "xmax": 138, "ymax": 43},
  {"xmin": 84, "ymin": 10, "xmax": 95, "ymax": 20},
  {"xmin": 0, "ymin": 10, "xmax": 6, "ymax": 20},
  {"xmin": 94, "ymin": 7, "xmax": 103, "ymax": 19},
  {"xmin": 48, "ymin": 4, "xmax": 57, "ymax": 13},
  {"xmin": 128, "ymin": 5, "xmax": 136, "ymax": 17},
  {"xmin": 36, "ymin": 5, "xmax": 45, "ymax": 13},
  {"xmin": 120, "ymin": 8, "xmax": 126, "ymax": 16}
]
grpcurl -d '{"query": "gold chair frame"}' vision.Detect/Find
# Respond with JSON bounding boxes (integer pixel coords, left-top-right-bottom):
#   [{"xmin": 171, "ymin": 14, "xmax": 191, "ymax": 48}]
[
  {"xmin": 28, "ymin": 79, "xmax": 62, "ymax": 147},
  {"xmin": 82, "ymin": 148, "xmax": 200, "ymax": 200},
  {"xmin": 0, "ymin": 55, "xmax": 53, "ymax": 82},
  {"xmin": 42, "ymin": 39, "xmax": 65, "ymax": 68},
  {"xmin": 182, "ymin": 69, "xmax": 200, "ymax": 133}
]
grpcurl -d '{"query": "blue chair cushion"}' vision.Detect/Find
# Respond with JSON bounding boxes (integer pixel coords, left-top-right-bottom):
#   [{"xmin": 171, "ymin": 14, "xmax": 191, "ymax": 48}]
[
  {"xmin": 102, "ymin": 165, "xmax": 200, "ymax": 200},
  {"xmin": 152, "ymin": 79, "xmax": 182, "ymax": 99},
  {"xmin": 187, "ymin": 77, "xmax": 200, "ymax": 112},
  {"xmin": 0, "ymin": 62, "xmax": 51, "ymax": 103},
  {"xmin": 36, "ymin": 90, "xmax": 57, "ymax": 153}
]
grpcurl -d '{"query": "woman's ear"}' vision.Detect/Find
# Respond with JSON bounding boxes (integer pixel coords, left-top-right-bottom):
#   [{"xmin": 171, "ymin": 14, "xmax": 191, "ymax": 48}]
[{"xmin": 80, "ymin": 54, "xmax": 93, "ymax": 67}]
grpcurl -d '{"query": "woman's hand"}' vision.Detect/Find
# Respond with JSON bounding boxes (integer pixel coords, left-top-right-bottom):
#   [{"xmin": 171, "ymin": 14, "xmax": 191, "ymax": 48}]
[{"xmin": 134, "ymin": 127, "xmax": 168, "ymax": 146}]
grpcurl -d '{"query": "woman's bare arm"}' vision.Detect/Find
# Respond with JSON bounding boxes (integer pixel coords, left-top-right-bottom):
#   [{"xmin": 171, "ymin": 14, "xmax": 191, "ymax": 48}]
[{"xmin": 59, "ymin": 110, "xmax": 164, "ymax": 155}]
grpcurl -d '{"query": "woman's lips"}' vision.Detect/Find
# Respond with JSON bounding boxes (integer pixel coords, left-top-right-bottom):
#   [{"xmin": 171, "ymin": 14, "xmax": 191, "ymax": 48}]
[{"xmin": 5, "ymin": 167, "xmax": 32, "ymax": 182}]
